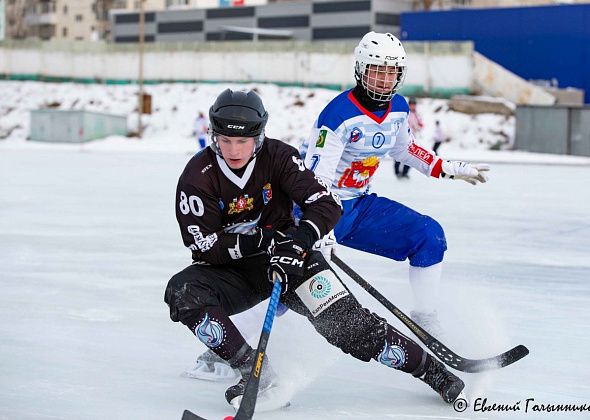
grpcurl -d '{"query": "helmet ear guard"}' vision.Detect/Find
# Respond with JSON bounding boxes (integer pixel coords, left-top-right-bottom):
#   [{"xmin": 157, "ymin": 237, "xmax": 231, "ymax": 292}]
[
  {"xmin": 354, "ymin": 31, "xmax": 407, "ymax": 102},
  {"xmin": 208, "ymin": 89, "xmax": 268, "ymax": 157}
]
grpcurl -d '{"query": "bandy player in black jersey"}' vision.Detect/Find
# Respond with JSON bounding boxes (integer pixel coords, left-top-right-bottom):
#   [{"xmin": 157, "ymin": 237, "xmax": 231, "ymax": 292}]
[{"xmin": 164, "ymin": 89, "xmax": 465, "ymax": 411}]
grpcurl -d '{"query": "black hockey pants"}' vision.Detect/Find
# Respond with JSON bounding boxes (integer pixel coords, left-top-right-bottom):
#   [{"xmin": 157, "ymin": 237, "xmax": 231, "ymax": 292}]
[{"xmin": 165, "ymin": 252, "xmax": 426, "ymax": 373}]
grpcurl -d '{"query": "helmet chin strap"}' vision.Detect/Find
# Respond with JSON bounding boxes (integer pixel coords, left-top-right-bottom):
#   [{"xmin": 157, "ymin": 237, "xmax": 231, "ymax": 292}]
[{"xmin": 252, "ymin": 132, "xmax": 265, "ymax": 158}]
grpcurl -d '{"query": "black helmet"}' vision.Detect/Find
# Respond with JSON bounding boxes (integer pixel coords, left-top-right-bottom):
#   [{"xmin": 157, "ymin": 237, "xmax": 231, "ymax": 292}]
[{"xmin": 209, "ymin": 89, "xmax": 268, "ymax": 157}]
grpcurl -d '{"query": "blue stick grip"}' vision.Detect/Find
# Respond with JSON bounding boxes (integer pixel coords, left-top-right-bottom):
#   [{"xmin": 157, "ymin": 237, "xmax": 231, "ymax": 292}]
[{"xmin": 262, "ymin": 278, "xmax": 282, "ymax": 333}]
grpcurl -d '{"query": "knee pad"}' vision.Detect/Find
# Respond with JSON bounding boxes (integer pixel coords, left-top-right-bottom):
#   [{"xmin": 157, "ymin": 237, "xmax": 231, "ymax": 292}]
[
  {"xmin": 164, "ymin": 271, "xmax": 220, "ymax": 325},
  {"xmin": 411, "ymin": 216, "xmax": 447, "ymax": 267}
]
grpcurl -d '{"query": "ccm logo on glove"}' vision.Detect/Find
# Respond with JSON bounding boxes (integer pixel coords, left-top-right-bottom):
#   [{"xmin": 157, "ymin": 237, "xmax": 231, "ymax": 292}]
[{"xmin": 270, "ymin": 256, "xmax": 305, "ymax": 267}]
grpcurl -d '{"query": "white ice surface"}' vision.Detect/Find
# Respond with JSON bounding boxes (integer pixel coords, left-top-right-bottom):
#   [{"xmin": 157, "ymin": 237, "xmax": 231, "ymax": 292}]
[{"xmin": 1, "ymin": 82, "xmax": 590, "ymax": 420}]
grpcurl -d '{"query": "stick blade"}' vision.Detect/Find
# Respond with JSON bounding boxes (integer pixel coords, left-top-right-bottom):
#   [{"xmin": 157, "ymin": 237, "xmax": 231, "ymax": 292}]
[
  {"xmin": 181, "ymin": 410, "xmax": 208, "ymax": 420},
  {"xmin": 456, "ymin": 344, "xmax": 530, "ymax": 373}
]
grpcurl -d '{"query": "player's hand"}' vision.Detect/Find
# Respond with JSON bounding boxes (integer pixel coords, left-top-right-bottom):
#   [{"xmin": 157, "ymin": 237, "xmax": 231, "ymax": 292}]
[
  {"xmin": 312, "ymin": 230, "xmax": 337, "ymax": 259},
  {"xmin": 239, "ymin": 227, "xmax": 274, "ymax": 258},
  {"xmin": 253, "ymin": 227, "xmax": 274, "ymax": 252},
  {"xmin": 267, "ymin": 231, "xmax": 307, "ymax": 294},
  {"xmin": 441, "ymin": 161, "xmax": 490, "ymax": 185}
]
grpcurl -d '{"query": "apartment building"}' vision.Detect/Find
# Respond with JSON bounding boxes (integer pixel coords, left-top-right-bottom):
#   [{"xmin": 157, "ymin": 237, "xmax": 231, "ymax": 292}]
[
  {"xmin": 2, "ymin": 0, "xmax": 174, "ymax": 41},
  {"xmin": 5, "ymin": 0, "xmax": 588, "ymax": 41},
  {"xmin": 0, "ymin": 1, "xmax": 5, "ymax": 40},
  {"xmin": 1, "ymin": 0, "xmax": 267, "ymax": 41},
  {"xmin": 3, "ymin": 0, "xmax": 99, "ymax": 40}
]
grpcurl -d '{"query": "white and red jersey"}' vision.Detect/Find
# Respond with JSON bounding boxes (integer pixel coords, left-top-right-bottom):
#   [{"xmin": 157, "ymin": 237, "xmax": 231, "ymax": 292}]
[{"xmin": 300, "ymin": 90, "xmax": 443, "ymax": 200}]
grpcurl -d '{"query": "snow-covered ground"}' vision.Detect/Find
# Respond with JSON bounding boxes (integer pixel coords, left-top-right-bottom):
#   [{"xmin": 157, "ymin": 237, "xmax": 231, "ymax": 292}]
[
  {"xmin": 1, "ymin": 80, "xmax": 513, "ymax": 151},
  {"xmin": 1, "ymin": 81, "xmax": 590, "ymax": 420}
]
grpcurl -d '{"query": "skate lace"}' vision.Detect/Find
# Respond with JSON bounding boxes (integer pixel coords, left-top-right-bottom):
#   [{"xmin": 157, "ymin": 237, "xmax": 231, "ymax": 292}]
[{"xmin": 425, "ymin": 363, "xmax": 448, "ymax": 394}]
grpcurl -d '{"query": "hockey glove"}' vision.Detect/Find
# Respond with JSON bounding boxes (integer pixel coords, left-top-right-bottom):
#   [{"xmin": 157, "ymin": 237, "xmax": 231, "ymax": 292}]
[
  {"xmin": 312, "ymin": 230, "xmax": 337, "ymax": 259},
  {"xmin": 238, "ymin": 227, "xmax": 274, "ymax": 258},
  {"xmin": 268, "ymin": 231, "xmax": 307, "ymax": 294},
  {"xmin": 441, "ymin": 161, "xmax": 490, "ymax": 185}
]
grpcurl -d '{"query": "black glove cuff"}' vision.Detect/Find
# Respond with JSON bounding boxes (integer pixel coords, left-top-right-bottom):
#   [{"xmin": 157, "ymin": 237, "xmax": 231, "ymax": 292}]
[
  {"xmin": 239, "ymin": 228, "xmax": 272, "ymax": 257},
  {"xmin": 292, "ymin": 222, "xmax": 319, "ymax": 251}
]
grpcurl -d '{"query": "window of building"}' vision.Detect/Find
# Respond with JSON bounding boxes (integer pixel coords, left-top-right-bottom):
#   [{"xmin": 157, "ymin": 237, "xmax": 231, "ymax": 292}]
[
  {"xmin": 62, "ymin": 27, "xmax": 68, "ymax": 37},
  {"xmin": 63, "ymin": 5, "xmax": 68, "ymax": 14},
  {"xmin": 75, "ymin": 14, "xmax": 83, "ymax": 22}
]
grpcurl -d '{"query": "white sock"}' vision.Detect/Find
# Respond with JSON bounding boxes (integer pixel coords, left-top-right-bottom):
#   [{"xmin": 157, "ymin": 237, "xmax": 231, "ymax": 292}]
[{"xmin": 409, "ymin": 263, "xmax": 442, "ymax": 313}]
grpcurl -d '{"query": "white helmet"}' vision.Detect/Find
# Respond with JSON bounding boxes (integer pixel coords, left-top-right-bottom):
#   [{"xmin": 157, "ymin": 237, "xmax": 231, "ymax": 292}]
[{"xmin": 354, "ymin": 31, "xmax": 407, "ymax": 102}]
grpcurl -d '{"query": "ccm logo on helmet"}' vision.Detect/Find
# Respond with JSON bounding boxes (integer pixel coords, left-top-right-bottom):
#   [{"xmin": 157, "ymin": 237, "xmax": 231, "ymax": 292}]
[
  {"xmin": 227, "ymin": 124, "xmax": 245, "ymax": 129},
  {"xmin": 270, "ymin": 256, "xmax": 304, "ymax": 267},
  {"xmin": 385, "ymin": 56, "xmax": 398, "ymax": 60}
]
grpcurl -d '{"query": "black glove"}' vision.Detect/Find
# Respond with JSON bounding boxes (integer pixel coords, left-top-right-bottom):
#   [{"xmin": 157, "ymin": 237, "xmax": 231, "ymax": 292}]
[
  {"xmin": 239, "ymin": 227, "xmax": 274, "ymax": 257},
  {"xmin": 267, "ymin": 231, "xmax": 307, "ymax": 294}
]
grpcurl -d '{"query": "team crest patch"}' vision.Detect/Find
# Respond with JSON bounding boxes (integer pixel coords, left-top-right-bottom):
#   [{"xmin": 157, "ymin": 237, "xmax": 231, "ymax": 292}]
[
  {"xmin": 338, "ymin": 156, "xmax": 380, "ymax": 189},
  {"xmin": 350, "ymin": 127, "xmax": 363, "ymax": 143},
  {"xmin": 262, "ymin": 183, "xmax": 272, "ymax": 205},
  {"xmin": 195, "ymin": 313, "xmax": 225, "ymax": 348},
  {"xmin": 316, "ymin": 129, "xmax": 327, "ymax": 148},
  {"xmin": 378, "ymin": 340, "xmax": 406, "ymax": 369},
  {"xmin": 228, "ymin": 194, "xmax": 254, "ymax": 214}
]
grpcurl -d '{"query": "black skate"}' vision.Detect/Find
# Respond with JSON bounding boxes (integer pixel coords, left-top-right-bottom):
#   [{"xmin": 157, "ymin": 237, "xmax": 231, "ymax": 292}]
[
  {"xmin": 418, "ymin": 357, "xmax": 465, "ymax": 403},
  {"xmin": 225, "ymin": 346, "xmax": 288, "ymax": 412}
]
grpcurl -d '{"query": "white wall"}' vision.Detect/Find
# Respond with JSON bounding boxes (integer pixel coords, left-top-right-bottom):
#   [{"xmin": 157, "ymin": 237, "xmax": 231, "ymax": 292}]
[{"xmin": 0, "ymin": 43, "xmax": 473, "ymax": 93}]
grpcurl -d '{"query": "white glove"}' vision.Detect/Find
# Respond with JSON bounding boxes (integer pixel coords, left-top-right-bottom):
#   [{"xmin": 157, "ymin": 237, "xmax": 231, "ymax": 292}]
[
  {"xmin": 441, "ymin": 161, "xmax": 490, "ymax": 185},
  {"xmin": 312, "ymin": 230, "xmax": 337, "ymax": 259}
]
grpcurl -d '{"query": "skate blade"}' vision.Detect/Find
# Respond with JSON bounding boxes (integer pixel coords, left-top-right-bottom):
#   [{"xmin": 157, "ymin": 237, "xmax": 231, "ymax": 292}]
[
  {"xmin": 182, "ymin": 362, "xmax": 237, "ymax": 382},
  {"xmin": 458, "ymin": 391, "xmax": 470, "ymax": 406},
  {"xmin": 230, "ymin": 387, "xmax": 291, "ymax": 412},
  {"xmin": 451, "ymin": 391, "xmax": 470, "ymax": 408}
]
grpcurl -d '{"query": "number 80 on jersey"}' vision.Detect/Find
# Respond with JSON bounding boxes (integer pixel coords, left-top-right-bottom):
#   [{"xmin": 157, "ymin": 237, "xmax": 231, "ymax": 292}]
[{"xmin": 179, "ymin": 191, "xmax": 204, "ymax": 217}]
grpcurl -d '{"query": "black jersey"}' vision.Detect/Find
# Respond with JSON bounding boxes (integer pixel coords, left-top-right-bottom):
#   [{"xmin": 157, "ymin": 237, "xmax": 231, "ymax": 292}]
[{"xmin": 175, "ymin": 138, "xmax": 342, "ymax": 264}]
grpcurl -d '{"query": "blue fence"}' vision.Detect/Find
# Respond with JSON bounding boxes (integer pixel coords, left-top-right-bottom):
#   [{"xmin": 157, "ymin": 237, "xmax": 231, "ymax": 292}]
[{"xmin": 401, "ymin": 4, "xmax": 590, "ymax": 103}]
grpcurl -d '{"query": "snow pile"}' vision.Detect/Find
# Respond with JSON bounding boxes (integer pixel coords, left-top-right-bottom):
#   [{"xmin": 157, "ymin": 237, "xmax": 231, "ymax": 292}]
[{"xmin": 0, "ymin": 80, "xmax": 514, "ymax": 152}]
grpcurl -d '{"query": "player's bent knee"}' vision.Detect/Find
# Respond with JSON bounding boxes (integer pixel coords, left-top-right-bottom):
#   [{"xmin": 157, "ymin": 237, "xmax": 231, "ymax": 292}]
[
  {"xmin": 164, "ymin": 271, "xmax": 219, "ymax": 325},
  {"xmin": 424, "ymin": 216, "xmax": 446, "ymax": 245},
  {"xmin": 412, "ymin": 216, "xmax": 447, "ymax": 266}
]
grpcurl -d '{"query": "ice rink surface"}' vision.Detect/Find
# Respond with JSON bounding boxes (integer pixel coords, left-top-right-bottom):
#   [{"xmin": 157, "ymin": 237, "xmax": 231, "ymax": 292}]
[{"xmin": 1, "ymin": 147, "xmax": 589, "ymax": 420}]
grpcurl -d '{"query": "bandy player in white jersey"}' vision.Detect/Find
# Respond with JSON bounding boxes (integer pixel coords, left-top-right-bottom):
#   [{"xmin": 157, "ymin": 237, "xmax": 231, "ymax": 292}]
[{"xmin": 299, "ymin": 31, "xmax": 490, "ymax": 335}]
